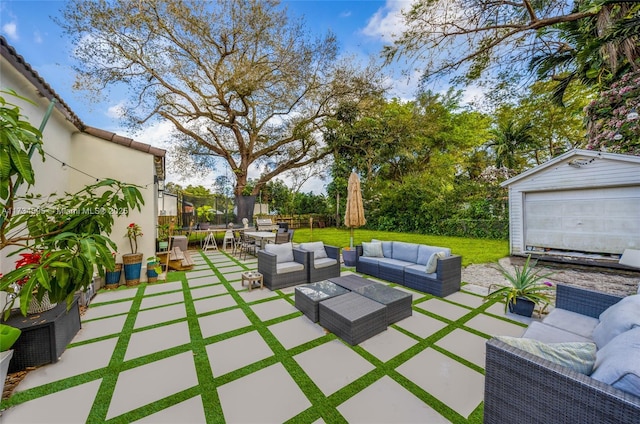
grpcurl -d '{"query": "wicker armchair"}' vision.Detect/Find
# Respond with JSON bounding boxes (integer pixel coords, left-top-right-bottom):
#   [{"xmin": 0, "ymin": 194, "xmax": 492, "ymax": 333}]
[
  {"xmin": 299, "ymin": 242, "xmax": 341, "ymax": 283},
  {"xmin": 484, "ymin": 284, "xmax": 640, "ymax": 423},
  {"xmin": 257, "ymin": 243, "xmax": 309, "ymax": 290}
]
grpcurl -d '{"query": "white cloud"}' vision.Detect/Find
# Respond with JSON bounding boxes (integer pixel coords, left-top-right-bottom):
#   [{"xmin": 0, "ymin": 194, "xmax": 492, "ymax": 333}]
[
  {"xmin": 33, "ymin": 31, "xmax": 42, "ymax": 44},
  {"xmin": 127, "ymin": 119, "xmax": 175, "ymax": 150},
  {"xmin": 2, "ymin": 21, "xmax": 18, "ymax": 41},
  {"xmin": 106, "ymin": 102, "xmax": 126, "ymax": 119},
  {"xmin": 339, "ymin": 11, "xmax": 352, "ymax": 18},
  {"xmin": 361, "ymin": 0, "xmax": 410, "ymax": 43}
]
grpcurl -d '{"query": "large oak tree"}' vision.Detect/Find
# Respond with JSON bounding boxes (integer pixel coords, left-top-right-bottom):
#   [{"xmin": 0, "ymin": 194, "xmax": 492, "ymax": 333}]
[
  {"xmin": 59, "ymin": 0, "xmax": 383, "ymax": 203},
  {"xmin": 385, "ymin": 0, "xmax": 639, "ymax": 89}
]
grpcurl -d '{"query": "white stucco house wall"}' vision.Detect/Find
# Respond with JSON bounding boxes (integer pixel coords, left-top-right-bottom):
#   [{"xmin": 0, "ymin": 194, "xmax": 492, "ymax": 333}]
[
  {"xmin": 1, "ymin": 36, "xmax": 166, "ymax": 282},
  {"xmin": 501, "ymin": 149, "xmax": 640, "ymax": 261}
]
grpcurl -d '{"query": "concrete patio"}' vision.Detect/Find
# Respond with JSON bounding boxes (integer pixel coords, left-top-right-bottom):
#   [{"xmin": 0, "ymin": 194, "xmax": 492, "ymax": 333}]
[{"xmin": 0, "ymin": 250, "xmax": 528, "ymax": 423}]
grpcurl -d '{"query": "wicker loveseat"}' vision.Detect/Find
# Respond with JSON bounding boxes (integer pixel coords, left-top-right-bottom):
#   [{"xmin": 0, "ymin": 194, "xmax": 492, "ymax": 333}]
[
  {"xmin": 354, "ymin": 240, "xmax": 461, "ymax": 297},
  {"xmin": 484, "ymin": 284, "xmax": 640, "ymax": 423}
]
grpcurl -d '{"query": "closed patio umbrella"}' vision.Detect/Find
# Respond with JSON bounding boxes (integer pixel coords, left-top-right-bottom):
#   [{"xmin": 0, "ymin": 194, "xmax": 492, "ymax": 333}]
[{"xmin": 344, "ymin": 171, "xmax": 366, "ymax": 248}]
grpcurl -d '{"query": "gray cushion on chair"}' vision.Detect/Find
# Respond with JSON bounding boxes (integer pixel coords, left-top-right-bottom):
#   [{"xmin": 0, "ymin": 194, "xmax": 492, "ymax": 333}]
[
  {"xmin": 523, "ymin": 322, "xmax": 593, "ymax": 344},
  {"xmin": 265, "ymin": 242, "xmax": 294, "ymax": 263},
  {"xmin": 299, "ymin": 241, "xmax": 327, "ymax": 259},
  {"xmin": 277, "ymin": 262, "xmax": 305, "ymax": 274},
  {"xmin": 543, "ymin": 308, "xmax": 600, "ymax": 339},
  {"xmin": 313, "ymin": 257, "xmax": 336, "ymax": 269}
]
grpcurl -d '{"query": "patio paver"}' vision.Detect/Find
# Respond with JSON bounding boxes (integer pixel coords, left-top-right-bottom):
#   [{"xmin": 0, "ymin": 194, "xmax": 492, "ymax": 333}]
[
  {"xmin": 187, "ymin": 275, "xmax": 220, "ymax": 286},
  {"xmin": 359, "ymin": 327, "xmax": 418, "ymax": 362},
  {"xmin": 133, "ymin": 396, "xmax": 206, "ymax": 423},
  {"xmin": 293, "ymin": 339, "xmax": 375, "ymax": 396},
  {"xmin": 268, "ymin": 315, "xmax": 327, "ymax": 349},
  {"xmin": 205, "ymin": 331, "xmax": 273, "ymax": 376},
  {"xmin": 0, "ymin": 249, "xmax": 532, "ymax": 423},
  {"xmin": 198, "ymin": 308, "xmax": 252, "ymax": 338},
  {"xmin": 397, "ymin": 348, "xmax": 484, "ymax": 419},
  {"xmin": 106, "ymin": 352, "xmax": 199, "ymax": 420},
  {"xmin": 125, "ymin": 321, "xmax": 191, "ymax": 361},
  {"xmin": 435, "ymin": 328, "xmax": 488, "ymax": 368},
  {"xmin": 217, "ymin": 363, "xmax": 311, "ymax": 423},
  {"xmin": 337, "ymin": 375, "xmax": 450, "ymax": 423}
]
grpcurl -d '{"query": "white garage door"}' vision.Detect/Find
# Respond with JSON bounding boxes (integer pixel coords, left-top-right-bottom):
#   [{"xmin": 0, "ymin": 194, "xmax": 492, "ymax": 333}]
[{"xmin": 524, "ymin": 187, "xmax": 640, "ymax": 254}]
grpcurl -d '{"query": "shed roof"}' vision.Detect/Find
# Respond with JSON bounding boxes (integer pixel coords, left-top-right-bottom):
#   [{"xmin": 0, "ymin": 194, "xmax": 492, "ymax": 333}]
[
  {"xmin": 501, "ymin": 149, "xmax": 640, "ymax": 187},
  {"xmin": 1, "ymin": 36, "xmax": 166, "ymax": 177}
]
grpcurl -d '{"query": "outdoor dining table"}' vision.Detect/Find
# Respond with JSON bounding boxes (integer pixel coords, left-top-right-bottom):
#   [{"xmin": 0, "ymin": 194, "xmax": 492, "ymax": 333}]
[{"xmin": 243, "ymin": 231, "xmax": 276, "ymax": 249}]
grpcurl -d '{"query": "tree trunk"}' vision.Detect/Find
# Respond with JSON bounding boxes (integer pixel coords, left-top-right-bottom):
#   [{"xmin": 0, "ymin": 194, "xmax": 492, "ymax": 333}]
[{"xmin": 235, "ymin": 195, "xmax": 256, "ymax": 226}]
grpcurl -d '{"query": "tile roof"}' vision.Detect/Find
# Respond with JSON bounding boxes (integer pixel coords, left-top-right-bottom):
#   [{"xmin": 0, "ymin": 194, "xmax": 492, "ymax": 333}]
[{"xmin": 0, "ymin": 36, "xmax": 166, "ymax": 162}]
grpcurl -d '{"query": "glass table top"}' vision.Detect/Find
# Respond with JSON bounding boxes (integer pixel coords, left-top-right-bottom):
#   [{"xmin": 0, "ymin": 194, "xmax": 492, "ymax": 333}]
[{"xmin": 296, "ymin": 280, "xmax": 349, "ymax": 301}]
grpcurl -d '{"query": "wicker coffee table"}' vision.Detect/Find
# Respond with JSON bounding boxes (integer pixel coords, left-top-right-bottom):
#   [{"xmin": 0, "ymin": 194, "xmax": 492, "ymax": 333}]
[
  {"xmin": 328, "ymin": 275, "xmax": 378, "ymax": 291},
  {"xmin": 319, "ymin": 292, "xmax": 387, "ymax": 345},
  {"xmin": 353, "ymin": 284, "xmax": 412, "ymax": 324},
  {"xmin": 241, "ymin": 271, "xmax": 263, "ymax": 291},
  {"xmin": 295, "ymin": 281, "xmax": 349, "ymax": 322}
]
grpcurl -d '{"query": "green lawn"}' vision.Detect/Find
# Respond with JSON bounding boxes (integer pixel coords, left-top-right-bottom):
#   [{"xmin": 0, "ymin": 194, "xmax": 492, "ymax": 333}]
[
  {"xmin": 292, "ymin": 228, "xmax": 509, "ymax": 267},
  {"xmin": 194, "ymin": 227, "xmax": 508, "ymax": 266}
]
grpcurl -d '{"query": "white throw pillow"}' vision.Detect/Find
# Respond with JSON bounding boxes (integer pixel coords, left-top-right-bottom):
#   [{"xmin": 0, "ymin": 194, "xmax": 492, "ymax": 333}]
[
  {"xmin": 591, "ymin": 294, "xmax": 640, "ymax": 348},
  {"xmin": 495, "ymin": 336, "xmax": 597, "ymax": 375},
  {"xmin": 264, "ymin": 242, "xmax": 294, "ymax": 263},
  {"xmin": 299, "ymin": 241, "xmax": 327, "ymax": 259},
  {"xmin": 362, "ymin": 241, "xmax": 383, "ymax": 258},
  {"xmin": 425, "ymin": 251, "xmax": 447, "ymax": 273}
]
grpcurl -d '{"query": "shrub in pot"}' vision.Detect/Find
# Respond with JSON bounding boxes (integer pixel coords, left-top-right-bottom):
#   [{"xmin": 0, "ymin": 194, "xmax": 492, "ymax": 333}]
[
  {"xmin": 483, "ymin": 255, "xmax": 555, "ymax": 317},
  {"xmin": 0, "ymin": 91, "xmax": 144, "ymax": 316}
]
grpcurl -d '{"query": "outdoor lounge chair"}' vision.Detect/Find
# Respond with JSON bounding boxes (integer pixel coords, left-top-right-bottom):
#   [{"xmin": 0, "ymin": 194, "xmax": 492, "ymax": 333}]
[
  {"xmin": 484, "ymin": 284, "xmax": 640, "ymax": 423},
  {"xmin": 299, "ymin": 241, "xmax": 341, "ymax": 283},
  {"xmin": 257, "ymin": 242, "xmax": 309, "ymax": 290}
]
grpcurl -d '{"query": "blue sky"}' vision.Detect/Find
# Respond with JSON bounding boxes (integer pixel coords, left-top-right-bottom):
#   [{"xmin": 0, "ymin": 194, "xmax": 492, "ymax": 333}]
[{"xmin": 0, "ymin": 1, "xmax": 439, "ymax": 192}]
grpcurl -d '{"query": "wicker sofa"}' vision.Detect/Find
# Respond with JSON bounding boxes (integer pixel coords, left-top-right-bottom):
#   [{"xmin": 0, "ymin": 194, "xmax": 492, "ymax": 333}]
[
  {"xmin": 484, "ymin": 284, "xmax": 640, "ymax": 423},
  {"xmin": 354, "ymin": 241, "xmax": 461, "ymax": 297}
]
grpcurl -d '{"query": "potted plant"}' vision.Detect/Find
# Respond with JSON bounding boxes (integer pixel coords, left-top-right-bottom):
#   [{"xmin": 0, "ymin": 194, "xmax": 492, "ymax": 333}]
[
  {"xmin": 157, "ymin": 223, "xmax": 170, "ymax": 251},
  {"xmin": 342, "ymin": 246, "xmax": 357, "ymax": 267},
  {"xmin": 484, "ymin": 255, "xmax": 555, "ymax": 317},
  {"xmin": 0, "ymin": 324, "xmax": 21, "ymax": 396},
  {"xmin": 0, "ymin": 91, "xmax": 144, "ymax": 316},
  {"xmin": 123, "ymin": 223, "xmax": 144, "ymax": 286},
  {"xmin": 146, "ymin": 256, "xmax": 163, "ymax": 283},
  {"xmin": 104, "ymin": 253, "xmax": 123, "ymax": 289}
]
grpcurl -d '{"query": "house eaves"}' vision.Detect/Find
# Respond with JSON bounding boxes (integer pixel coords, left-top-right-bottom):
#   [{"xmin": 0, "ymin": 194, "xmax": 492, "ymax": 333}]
[
  {"xmin": 500, "ymin": 148, "xmax": 640, "ymax": 187},
  {"xmin": 1, "ymin": 36, "xmax": 166, "ymax": 170}
]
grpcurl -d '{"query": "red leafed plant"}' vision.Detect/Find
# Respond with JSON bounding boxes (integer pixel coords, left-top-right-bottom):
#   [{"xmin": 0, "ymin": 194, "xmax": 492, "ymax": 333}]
[{"xmin": 13, "ymin": 252, "xmax": 43, "ymax": 286}]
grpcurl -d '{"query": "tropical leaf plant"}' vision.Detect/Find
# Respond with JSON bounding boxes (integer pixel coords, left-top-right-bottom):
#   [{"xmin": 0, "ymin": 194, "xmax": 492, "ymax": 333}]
[{"xmin": 484, "ymin": 255, "xmax": 555, "ymax": 313}]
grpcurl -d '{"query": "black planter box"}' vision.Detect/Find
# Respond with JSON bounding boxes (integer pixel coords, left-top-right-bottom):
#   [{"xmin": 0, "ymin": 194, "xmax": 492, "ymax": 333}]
[{"xmin": 2, "ymin": 296, "xmax": 81, "ymax": 372}]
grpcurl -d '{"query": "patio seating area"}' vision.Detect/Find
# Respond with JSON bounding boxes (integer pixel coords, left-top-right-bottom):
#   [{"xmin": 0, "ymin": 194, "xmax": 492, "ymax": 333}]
[{"xmin": 1, "ymin": 249, "xmax": 530, "ymax": 423}]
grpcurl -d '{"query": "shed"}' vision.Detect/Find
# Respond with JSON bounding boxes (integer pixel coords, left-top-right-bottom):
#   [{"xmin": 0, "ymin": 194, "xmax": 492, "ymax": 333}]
[{"xmin": 501, "ymin": 149, "xmax": 640, "ymax": 261}]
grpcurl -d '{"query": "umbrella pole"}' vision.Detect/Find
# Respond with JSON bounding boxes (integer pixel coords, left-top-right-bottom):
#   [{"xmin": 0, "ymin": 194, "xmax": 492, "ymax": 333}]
[{"xmin": 350, "ymin": 227, "xmax": 354, "ymax": 249}]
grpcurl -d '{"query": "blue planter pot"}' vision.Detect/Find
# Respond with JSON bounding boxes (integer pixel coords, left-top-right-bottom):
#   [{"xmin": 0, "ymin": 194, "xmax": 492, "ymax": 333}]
[
  {"xmin": 105, "ymin": 264, "xmax": 122, "ymax": 288},
  {"xmin": 342, "ymin": 249, "xmax": 357, "ymax": 267},
  {"xmin": 123, "ymin": 253, "xmax": 143, "ymax": 286}
]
